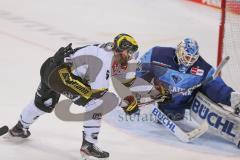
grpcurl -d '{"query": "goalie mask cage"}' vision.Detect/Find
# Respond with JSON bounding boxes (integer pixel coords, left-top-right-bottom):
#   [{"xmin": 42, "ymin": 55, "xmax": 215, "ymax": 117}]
[{"xmin": 217, "ymin": 0, "xmax": 240, "ymax": 91}]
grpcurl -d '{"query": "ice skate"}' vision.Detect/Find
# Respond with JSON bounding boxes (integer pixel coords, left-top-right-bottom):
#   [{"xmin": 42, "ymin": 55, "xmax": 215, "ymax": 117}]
[
  {"xmin": 9, "ymin": 121, "xmax": 31, "ymax": 138},
  {"xmin": 80, "ymin": 132, "xmax": 109, "ymax": 160}
]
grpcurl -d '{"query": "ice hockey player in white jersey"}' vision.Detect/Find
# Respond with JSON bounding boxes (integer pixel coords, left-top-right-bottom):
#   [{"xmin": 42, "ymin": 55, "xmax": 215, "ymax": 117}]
[{"xmin": 8, "ymin": 33, "xmax": 139, "ymax": 159}]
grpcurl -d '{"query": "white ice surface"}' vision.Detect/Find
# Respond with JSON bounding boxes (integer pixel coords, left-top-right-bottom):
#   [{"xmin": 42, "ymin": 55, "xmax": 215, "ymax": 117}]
[{"xmin": 0, "ymin": 0, "xmax": 239, "ymax": 159}]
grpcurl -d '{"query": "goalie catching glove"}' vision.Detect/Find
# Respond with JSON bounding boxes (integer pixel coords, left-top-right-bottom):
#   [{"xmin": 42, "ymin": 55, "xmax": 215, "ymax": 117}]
[
  {"xmin": 231, "ymin": 91, "xmax": 240, "ymax": 115},
  {"xmin": 120, "ymin": 95, "xmax": 139, "ymax": 115}
]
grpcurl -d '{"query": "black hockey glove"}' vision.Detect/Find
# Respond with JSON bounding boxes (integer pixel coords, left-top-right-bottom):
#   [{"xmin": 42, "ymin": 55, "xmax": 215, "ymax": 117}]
[
  {"xmin": 53, "ymin": 43, "xmax": 73, "ymax": 66},
  {"xmin": 121, "ymin": 95, "xmax": 139, "ymax": 115}
]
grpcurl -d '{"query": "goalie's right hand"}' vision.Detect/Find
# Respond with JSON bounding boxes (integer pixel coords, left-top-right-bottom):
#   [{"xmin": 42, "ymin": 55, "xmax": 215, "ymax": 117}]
[
  {"xmin": 121, "ymin": 95, "xmax": 139, "ymax": 115},
  {"xmin": 149, "ymin": 85, "xmax": 172, "ymax": 104}
]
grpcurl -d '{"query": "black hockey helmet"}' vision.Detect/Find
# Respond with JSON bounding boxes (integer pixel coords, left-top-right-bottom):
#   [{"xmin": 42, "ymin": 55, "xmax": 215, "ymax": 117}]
[{"xmin": 112, "ymin": 33, "xmax": 139, "ymax": 71}]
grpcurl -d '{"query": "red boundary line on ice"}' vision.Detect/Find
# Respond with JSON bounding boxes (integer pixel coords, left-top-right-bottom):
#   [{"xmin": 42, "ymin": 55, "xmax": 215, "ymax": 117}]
[
  {"xmin": 0, "ymin": 30, "xmax": 54, "ymax": 52},
  {"xmin": 187, "ymin": 0, "xmax": 221, "ymax": 9}
]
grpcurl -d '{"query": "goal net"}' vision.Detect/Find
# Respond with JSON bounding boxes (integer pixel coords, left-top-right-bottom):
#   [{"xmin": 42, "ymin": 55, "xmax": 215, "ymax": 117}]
[{"xmin": 218, "ymin": 0, "xmax": 240, "ymax": 91}]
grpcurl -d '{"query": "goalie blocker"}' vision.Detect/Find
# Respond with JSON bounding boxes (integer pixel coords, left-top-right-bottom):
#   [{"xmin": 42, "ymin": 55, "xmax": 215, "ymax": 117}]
[{"xmin": 191, "ymin": 92, "xmax": 240, "ymax": 148}]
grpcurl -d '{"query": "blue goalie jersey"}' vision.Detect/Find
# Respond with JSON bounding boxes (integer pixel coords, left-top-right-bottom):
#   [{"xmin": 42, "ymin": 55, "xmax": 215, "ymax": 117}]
[{"xmin": 137, "ymin": 46, "xmax": 234, "ymax": 110}]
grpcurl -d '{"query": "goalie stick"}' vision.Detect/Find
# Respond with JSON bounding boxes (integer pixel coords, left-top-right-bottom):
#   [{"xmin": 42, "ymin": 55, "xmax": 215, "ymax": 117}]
[
  {"xmin": 185, "ymin": 55, "xmax": 230, "ymax": 93},
  {"xmin": 138, "ymin": 56, "xmax": 230, "ymax": 142},
  {"xmin": 152, "ymin": 105, "xmax": 208, "ymax": 143},
  {"xmin": 138, "ymin": 101, "xmax": 208, "ymax": 142},
  {"xmin": 139, "ymin": 56, "xmax": 230, "ymax": 107},
  {"xmin": 151, "ymin": 56, "xmax": 230, "ymax": 96}
]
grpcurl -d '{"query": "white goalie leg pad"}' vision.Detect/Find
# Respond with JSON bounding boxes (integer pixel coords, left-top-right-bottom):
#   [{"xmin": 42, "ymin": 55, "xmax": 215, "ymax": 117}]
[
  {"xmin": 191, "ymin": 92, "xmax": 240, "ymax": 147},
  {"xmin": 20, "ymin": 100, "xmax": 46, "ymax": 128}
]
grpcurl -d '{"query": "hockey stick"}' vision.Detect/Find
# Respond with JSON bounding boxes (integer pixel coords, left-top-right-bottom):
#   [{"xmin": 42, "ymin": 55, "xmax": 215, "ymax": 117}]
[
  {"xmin": 139, "ymin": 56, "xmax": 230, "ymax": 107},
  {"xmin": 151, "ymin": 56, "xmax": 230, "ymax": 96},
  {"xmin": 152, "ymin": 105, "xmax": 208, "ymax": 143},
  {"xmin": 187, "ymin": 56, "xmax": 230, "ymax": 92},
  {"xmin": 0, "ymin": 126, "xmax": 9, "ymax": 136},
  {"xmin": 138, "ymin": 56, "xmax": 230, "ymax": 107},
  {"xmin": 138, "ymin": 99, "xmax": 208, "ymax": 142},
  {"xmin": 138, "ymin": 96, "xmax": 168, "ymax": 107}
]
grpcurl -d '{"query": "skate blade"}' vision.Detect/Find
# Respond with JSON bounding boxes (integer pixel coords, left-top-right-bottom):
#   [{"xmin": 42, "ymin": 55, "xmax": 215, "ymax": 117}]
[
  {"xmin": 2, "ymin": 132, "xmax": 29, "ymax": 143},
  {"xmin": 80, "ymin": 151, "xmax": 109, "ymax": 160}
]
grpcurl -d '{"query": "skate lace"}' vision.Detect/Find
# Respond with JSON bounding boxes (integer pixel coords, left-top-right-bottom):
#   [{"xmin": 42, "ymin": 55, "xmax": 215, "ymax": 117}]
[{"xmin": 93, "ymin": 145, "xmax": 103, "ymax": 153}]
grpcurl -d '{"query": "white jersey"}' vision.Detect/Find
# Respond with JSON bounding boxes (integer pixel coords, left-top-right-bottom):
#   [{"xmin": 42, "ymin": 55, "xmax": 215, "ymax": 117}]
[{"xmin": 70, "ymin": 44, "xmax": 113, "ymax": 90}]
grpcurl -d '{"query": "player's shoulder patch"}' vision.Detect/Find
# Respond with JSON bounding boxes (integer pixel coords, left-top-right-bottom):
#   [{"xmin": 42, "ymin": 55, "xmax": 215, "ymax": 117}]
[{"xmin": 190, "ymin": 66, "xmax": 204, "ymax": 76}]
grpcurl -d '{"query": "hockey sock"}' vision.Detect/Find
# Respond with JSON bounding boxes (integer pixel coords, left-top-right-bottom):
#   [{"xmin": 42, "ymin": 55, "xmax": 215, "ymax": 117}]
[
  {"xmin": 20, "ymin": 100, "xmax": 46, "ymax": 128},
  {"xmin": 83, "ymin": 99, "xmax": 102, "ymax": 144}
]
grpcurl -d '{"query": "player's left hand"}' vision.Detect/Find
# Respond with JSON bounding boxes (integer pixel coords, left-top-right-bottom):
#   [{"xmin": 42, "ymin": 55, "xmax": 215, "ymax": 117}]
[
  {"xmin": 121, "ymin": 95, "xmax": 139, "ymax": 115},
  {"xmin": 53, "ymin": 43, "xmax": 73, "ymax": 66}
]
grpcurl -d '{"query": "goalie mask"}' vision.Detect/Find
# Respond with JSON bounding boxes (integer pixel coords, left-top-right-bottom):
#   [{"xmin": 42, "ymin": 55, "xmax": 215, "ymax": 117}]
[
  {"xmin": 113, "ymin": 33, "xmax": 139, "ymax": 70},
  {"xmin": 176, "ymin": 38, "xmax": 200, "ymax": 69}
]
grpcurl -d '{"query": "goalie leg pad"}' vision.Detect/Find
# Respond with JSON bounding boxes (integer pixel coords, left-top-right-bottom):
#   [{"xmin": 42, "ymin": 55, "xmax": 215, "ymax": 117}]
[{"xmin": 191, "ymin": 92, "xmax": 240, "ymax": 146}]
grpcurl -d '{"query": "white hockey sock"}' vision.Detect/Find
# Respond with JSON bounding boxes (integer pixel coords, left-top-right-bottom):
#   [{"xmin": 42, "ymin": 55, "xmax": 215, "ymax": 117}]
[
  {"xmin": 20, "ymin": 100, "xmax": 46, "ymax": 128},
  {"xmin": 83, "ymin": 99, "xmax": 102, "ymax": 144},
  {"xmin": 84, "ymin": 119, "xmax": 101, "ymax": 144}
]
